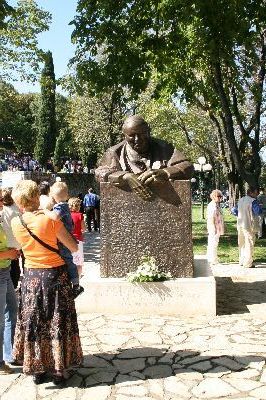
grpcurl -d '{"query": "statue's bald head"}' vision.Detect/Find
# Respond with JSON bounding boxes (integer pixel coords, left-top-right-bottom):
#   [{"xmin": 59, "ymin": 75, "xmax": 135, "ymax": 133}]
[
  {"xmin": 122, "ymin": 115, "xmax": 150, "ymax": 133},
  {"xmin": 122, "ymin": 115, "xmax": 150, "ymax": 154}
]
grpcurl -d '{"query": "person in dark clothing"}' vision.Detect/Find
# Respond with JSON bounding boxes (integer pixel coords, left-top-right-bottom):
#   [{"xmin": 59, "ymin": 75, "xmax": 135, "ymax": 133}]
[{"xmin": 83, "ymin": 188, "xmax": 98, "ymax": 231}]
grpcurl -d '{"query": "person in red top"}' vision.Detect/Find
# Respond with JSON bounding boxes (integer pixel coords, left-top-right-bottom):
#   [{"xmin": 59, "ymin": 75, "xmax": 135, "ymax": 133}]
[{"xmin": 68, "ymin": 197, "xmax": 85, "ymax": 277}]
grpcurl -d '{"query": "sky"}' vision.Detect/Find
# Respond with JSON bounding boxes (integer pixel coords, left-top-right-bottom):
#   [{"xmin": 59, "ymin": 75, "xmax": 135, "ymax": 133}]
[{"xmin": 11, "ymin": 0, "xmax": 77, "ymax": 93}]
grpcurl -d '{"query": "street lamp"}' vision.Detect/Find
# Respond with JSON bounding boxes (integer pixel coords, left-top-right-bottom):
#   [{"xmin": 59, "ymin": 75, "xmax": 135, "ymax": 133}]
[{"xmin": 193, "ymin": 157, "xmax": 212, "ymax": 219}]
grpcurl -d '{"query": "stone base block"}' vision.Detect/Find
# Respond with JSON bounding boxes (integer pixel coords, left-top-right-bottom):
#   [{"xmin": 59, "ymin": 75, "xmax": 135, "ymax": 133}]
[{"xmin": 76, "ymin": 256, "xmax": 216, "ymax": 317}]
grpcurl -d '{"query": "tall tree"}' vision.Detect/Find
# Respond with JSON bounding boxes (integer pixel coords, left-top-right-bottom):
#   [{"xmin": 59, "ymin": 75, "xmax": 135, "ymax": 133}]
[
  {"xmin": 53, "ymin": 94, "xmax": 75, "ymax": 167},
  {"xmin": 34, "ymin": 51, "xmax": 56, "ymax": 167},
  {"xmin": 71, "ymin": 0, "xmax": 266, "ymax": 197},
  {"xmin": 0, "ymin": 0, "xmax": 51, "ymax": 81}
]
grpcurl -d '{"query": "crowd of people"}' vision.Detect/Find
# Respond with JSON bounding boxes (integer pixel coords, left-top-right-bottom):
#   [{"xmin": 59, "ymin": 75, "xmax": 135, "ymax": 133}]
[
  {"xmin": 57, "ymin": 160, "xmax": 89, "ymax": 174},
  {"xmin": 0, "ymin": 154, "xmax": 42, "ymax": 172},
  {"xmin": 0, "ymin": 179, "xmax": 98, "ymax": 383},
  {"xmin": 0, "ymin": 153, "xmax": 90, "ymax": 174},
  {"xmin": 206, "ymin": 186, "xmax": 266, "ymax": 269}
]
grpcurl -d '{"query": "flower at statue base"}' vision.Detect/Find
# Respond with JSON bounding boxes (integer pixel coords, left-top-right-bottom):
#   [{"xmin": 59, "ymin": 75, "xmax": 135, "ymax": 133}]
[{"xmin": 127, "ymin": 255, "xmax": 172, "ymax": 282}]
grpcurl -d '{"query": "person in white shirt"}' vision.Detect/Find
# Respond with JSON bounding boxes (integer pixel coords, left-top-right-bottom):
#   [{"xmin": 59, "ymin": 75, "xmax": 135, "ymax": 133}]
[
  {"xmin": 206, "ymin": 189, "xmax": 224, "ymax": 266},
  {"xmin": 233, "ymin": 187, "xmax": 262, "ymax": 268}
]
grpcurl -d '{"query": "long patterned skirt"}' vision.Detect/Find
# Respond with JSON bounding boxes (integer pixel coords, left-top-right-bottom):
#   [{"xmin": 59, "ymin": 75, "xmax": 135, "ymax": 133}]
[{"xmin": 13, "ymin": 265, "xmax": 83, "ymax": 374}]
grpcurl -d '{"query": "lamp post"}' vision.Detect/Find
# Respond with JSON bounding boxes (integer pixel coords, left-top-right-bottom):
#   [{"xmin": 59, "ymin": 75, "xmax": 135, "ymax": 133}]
[{"xmin": 193, "ymin": 156, "xmax": 212, "ymax": 219}]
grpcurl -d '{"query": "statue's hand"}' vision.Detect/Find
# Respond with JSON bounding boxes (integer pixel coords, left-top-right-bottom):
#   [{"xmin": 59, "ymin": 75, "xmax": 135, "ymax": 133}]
[
  {"xmin": 138, "ymin": 169, "xmax": 169, "ymax": 185},
  {"xmin": 123, "ymin": 173, "xmax": 153, "ymax": 201}
]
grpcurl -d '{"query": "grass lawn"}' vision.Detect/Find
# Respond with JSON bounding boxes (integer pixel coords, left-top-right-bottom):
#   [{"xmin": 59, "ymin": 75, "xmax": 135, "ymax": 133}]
[{"xmin": 192, "ymin": 204, "xmax": 266, "ymax": 264}]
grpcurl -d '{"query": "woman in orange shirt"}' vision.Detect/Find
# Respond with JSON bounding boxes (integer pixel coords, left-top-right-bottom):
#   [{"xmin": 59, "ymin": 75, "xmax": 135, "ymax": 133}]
[{"xmin": 11, "ymin": 180, "xmax": 83, "ymax": 385}]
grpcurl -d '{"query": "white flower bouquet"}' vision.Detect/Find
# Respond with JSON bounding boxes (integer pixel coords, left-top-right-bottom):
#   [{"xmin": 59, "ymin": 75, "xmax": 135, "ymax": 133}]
[{"xmin": 127, "ymin": 255, "xmax": 172, "ymax": 282}]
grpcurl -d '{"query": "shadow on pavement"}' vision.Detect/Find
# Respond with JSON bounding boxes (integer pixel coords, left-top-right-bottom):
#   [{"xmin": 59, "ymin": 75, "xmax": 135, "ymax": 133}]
[
  {"xmin": 216, "ymin": 277, "xmax": 266, "ymax": 315},
  {"xmin": 39, "ymin": 348, "xmax": 266, "ymax": 389}
]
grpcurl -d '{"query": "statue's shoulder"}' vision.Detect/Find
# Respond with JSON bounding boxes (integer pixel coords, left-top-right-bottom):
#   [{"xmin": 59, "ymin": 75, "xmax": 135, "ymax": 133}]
[
  {"xmin": 97, "ymin": 140, "xmax": 126, "ymax": 168},
  {"xmin": 104, "ymin": 140, "xmax": 126, "ymax": 156}
]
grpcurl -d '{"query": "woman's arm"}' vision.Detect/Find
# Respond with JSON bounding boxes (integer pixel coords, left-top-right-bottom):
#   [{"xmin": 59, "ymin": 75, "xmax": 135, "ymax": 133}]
[
  {"xmin": 56, "ymin": 225, "xmax": 78, "ymax": 253},
  {"xmin": 35, "ymin": 209, "xmax": 60, "ymax": 221},
  {"xmin": 81, "ymin": 219, "xmax": 86, "ymax": 233}
]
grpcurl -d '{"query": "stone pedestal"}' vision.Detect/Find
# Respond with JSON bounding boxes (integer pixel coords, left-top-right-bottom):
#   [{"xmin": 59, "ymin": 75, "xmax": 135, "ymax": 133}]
[
  {"xmin": 100, "ymin": 180, "xmax": 194, "ymax": 278},
  {"xmin": 76, "ymin": 256, "xmax": 216, "ymax": 317}
]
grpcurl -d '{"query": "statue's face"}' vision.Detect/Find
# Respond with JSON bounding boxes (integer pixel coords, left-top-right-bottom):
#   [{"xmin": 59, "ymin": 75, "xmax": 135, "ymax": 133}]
[{"xmin": 124, "ymin": 124, "xmax": 150, "ymax": 154}]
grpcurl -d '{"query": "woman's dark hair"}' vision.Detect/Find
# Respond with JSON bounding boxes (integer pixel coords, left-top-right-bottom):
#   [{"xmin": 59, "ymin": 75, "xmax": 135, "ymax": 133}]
[
  {"xmin": 39, "ymin": 181, "xmax": 50, "ymax": 196},
  {"xmin": 247, "ymin": 186, "xmax": 259, "ymax": 195}
]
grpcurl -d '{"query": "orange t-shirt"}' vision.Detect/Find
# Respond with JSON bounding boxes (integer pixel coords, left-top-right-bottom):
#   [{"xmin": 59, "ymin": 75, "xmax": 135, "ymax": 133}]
[{"xmin": 11, "ymin": 212, "xmax": 65, "ymax": 269}]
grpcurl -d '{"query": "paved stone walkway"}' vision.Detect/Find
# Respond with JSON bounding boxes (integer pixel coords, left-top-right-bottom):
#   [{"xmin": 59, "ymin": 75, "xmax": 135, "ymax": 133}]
[{"xmin": 1, "ymin": 232, "xmax": 266, "ymax": 399}]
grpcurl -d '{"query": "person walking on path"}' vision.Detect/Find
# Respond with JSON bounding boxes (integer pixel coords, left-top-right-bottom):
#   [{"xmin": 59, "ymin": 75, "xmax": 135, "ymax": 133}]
[
  {"xmin": 11, "ymin": 180, "xmax": 83, "ymax": 385},
  {"xmin": 257, "ymin": 187, "xmax": 266, "ymax": 239},
  {"xmin": 83, "ymin": 188, "xmax": 98, "ymax": 232},
  {"xmin": 206, "ymin": 189, "xmax": 224, "ymax": 266},
  {"xmin": 232, "ymin": 186, "xmax": 262, "ymax": 268}
]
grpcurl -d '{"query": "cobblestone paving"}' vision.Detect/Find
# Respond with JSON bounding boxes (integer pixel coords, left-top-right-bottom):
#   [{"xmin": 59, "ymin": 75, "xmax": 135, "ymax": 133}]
[{"xmin": 1, "ymin": 233, "xmax": 266, "ymax": 399}]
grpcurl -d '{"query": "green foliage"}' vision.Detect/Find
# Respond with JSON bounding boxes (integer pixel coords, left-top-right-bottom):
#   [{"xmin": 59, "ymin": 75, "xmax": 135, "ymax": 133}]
[
  {"xmin": 0, "ymin": 80, "xmax": 36, "ymax": 152},
  {"xmin": 55, "ymin": 94, "xmax": 69, "ymax": 134},
  {"xmin": 72, "ymin": 0, "xmax": 264, "ymax": 96},
  {"xmin": 12, "ymin": 93, "xmax": 36, "ymax": 153},
  {"xmin": 71, "ymin": 0, "xmax": 266, "ymax": 187},
  {"xmin": 0, "ymin": 1, "xmax": 13, "ymax": 29},
  {"xmin": 127, "ymin": 256, "xmax": 172, "ymax": 282},
  {"xmin": 0, "ymin": 0, "xmax": 51, "ymax": 81},
  {"xmin": 137, "ymin": 79, "xmax": 218, "ymax": 163},
  {"xmin": 260, "ymin": 164, "xmax": 266, "ymax": 188},
  {"xmin": 34, "ymin": 51, "xmax": 56, "ymax": 166},
  {"xmin": 53, "ymin": 94, "xmax": 75, "ymax": 166},
  {"xmin": 53, "ymin": 127, "xmax": 75, "ymax": 167},
  {"xmin": 68, "ymin": 90, "xmax": 123, "ymax": 167}
]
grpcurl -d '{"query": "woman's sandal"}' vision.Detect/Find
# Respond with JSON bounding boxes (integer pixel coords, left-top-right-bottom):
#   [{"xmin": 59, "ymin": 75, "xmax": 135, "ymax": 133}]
[
  {"xmin": 33, "ymin": 372, "xmax": 46, "ymax": 385},
  {"xmin": 52, "ymin": 374, "xmax": 66, "ymax": 385},
  {"xmin": 52, "ymin": 369, "xmax": 73, "ymax": 385}
]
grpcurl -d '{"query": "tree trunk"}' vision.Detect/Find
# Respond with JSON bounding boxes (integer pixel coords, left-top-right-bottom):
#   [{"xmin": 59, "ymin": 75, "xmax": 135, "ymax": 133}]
[{"xmin": 227, "ymin": 173, "xmax": 244, "ymax": 207}]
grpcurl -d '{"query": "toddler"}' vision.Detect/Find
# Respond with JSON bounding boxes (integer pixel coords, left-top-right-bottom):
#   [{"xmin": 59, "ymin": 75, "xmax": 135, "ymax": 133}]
[{"xmin": 44, "ymin": 182, "xmax": 84, "ymax": 298}]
